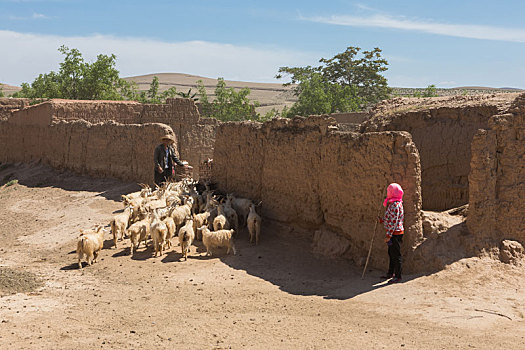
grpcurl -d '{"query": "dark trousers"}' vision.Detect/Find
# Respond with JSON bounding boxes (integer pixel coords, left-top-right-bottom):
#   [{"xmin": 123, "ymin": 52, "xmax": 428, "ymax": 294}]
[
  {"xmin": 387, "ymin": 235, "xmax": 403, "ymax": 278},
  {"xmin": 154, "ymin": 168, "xmax": 172, "ymax": 186}
]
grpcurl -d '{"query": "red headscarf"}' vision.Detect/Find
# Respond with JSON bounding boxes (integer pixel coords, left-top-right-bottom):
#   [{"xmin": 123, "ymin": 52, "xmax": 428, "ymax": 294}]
[{"xmin": 383, "ymin": 183, "xmax": 404, "ymax": 207}]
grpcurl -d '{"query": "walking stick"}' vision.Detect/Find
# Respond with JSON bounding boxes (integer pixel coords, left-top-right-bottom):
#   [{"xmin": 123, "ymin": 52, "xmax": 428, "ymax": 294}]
[{"xmin": 361, "ymin": 207, "xmax": 382, "ymax": 279}]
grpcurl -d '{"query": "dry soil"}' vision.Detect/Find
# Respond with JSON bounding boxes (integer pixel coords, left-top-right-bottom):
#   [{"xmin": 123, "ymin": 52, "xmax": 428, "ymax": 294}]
[{"xmin": 0, "ymin": 163, "xmax": 524, "ymax": 349}]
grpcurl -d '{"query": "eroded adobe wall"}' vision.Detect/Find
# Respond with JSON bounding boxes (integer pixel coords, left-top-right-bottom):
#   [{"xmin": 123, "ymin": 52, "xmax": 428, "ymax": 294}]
[
  {"xmin": 468, "ymin": 93, "xmax": 525, "ymax": 247},
  {"xmin": 48, "ymin": 99, "xmax": 143, "ymax": 123},
  {"xmin": 0, "ymin": 98, "xmax": 30, "ymax": 120},
  {"xmin": 362, "ymin": 94, "xmax": 519, "ymax": 211},
  {"xmin": 39, "ymin": 98, "xmax": 218, "ymax": 179},
  {"xmin": 0, "ymin": 107, "xmax": 174, "ymax": 184},
  {"xmin": 56, "ymin": 98, "xmax": 218, "ymax": 178},
  {"xmin": 213, "ymin": 116, "xmax": 423, "ymax": 271}
]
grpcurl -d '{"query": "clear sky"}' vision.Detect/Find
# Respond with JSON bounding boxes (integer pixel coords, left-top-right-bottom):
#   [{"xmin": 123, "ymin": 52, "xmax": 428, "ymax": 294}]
[{"xmin": 1, "ymin": 0, "xmax": 524, "ymax": 88}]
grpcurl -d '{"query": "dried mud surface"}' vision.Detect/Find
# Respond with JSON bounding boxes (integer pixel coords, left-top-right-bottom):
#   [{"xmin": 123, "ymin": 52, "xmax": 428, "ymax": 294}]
[{"xmin": 0, "ymin": 163, "xmax": 524, "ymax": 349}]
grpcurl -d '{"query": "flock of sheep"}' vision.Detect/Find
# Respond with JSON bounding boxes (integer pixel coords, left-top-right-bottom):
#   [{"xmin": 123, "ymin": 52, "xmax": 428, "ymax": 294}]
[{"xmin": 76, "ymin": 179, "xmax": 262, "ymax": 269}]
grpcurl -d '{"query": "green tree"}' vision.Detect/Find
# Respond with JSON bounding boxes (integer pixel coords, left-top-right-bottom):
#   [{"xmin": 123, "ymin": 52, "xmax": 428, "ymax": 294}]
[
  {"xmin": 147, "ymin": 76, "xmax": 160, "ymax": 102},
  {"xmin": 277, "ymin": 46, "xmax": 391, "ymax": 116},
  {"xmin": 197, "ymin": 78, "xmax": 260, "ymax": 121},
  {"xmin": 0, "ymin": 84, "xmax": 4, "ymax": 97},
  {"xmin": 133, "ymin": 76, "xmax": 179, "ymax": 104},
  {"xmin": 13, "ymin": 45, "xmax": 128, "ymax": 101},
  {"xmin": 422, "ymin": 84, "xmax": 438, "ymax": 97},
  {"xmin": 413, "ymin": 85, "xmax": 438, "ymax": 98}
]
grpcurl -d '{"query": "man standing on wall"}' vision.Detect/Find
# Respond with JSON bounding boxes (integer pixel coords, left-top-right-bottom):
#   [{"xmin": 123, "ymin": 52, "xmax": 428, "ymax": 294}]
[{"xmin": 154, "ymin": 134, "xmax": 191, "ymax": 186}]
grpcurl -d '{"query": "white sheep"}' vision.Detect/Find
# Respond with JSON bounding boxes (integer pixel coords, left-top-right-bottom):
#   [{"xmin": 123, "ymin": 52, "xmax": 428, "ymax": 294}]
[
  {"xmin": 193, "ymin": 212, "xmax": 210, "ymax": 240},
  {"xmin": 150, "ymin": 211, "xmax": 168, "ymax": 257},
  {"xmin": 198, "ymin": 226, "xmax": 236, "ymax": 257},
  {"xmin": 247, "ymin": 203, "xmax": 262, "ymax": 245},
  {"xmin": 213, "ymin": 204, "xmax": 230, "ymax": 231},
  {"xmin": 178, "ymin": 217, "xmax": 194, "ymax": 261},
  {"xmin": 77, "ymin": 225, "xmax": 105, "ymax": 269},
  {"xmin": 110, "ymin": 206, "xmax": 133, "ymax": 248},
  {"xmin": 163, "ymin": 216, "xmax": 176, "ymax": 249},
  {"xmin": 205, "ymin": 196, "xmax": 219, "ymax": 229},
  {"xmin": 121, "ymin": 184, "xmax": 152, "ymax": 206},
  {"xmin": 223, "ymin": 197, "xmax": 239, "ymax": 234},
  {"xmin": 127, "ymin": 216, "xmax": 151, "ymax": 255},
  {"xmin": 227, "ymin": 194, "xmax": 253, "ymax": 232},
  {"xmin": 169, "ymin": 196, "xmax": 194, "ymax": 231}
]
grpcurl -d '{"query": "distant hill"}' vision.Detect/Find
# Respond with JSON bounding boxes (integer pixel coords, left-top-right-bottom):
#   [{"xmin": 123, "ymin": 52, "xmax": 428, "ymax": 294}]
[
  {"xmin": 4, "ymin": 73, "xmax": 523, "ymax": 114},
  {"xmin": 122, "ymin": 73, "xmax": 297, "ymax": 115},
  {"xmin": 0, "ymin": 83, "xmax": 21, "ymax": 96}
]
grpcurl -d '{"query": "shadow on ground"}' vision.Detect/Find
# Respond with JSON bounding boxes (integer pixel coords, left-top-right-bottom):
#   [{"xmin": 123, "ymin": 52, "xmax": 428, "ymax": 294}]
[
  {"xmin": 216, "ymin": 224, "xmax": 421, "ymax": 300},
  {"xmin": 0, "ymin": 162, "xmax": 140, "ymax": 202}
]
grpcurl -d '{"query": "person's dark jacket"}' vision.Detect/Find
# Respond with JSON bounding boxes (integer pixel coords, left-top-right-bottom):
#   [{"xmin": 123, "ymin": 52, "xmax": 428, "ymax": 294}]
[{"xmin": 154, "ymin": 144, "xmax": 183, "ymax": 172}]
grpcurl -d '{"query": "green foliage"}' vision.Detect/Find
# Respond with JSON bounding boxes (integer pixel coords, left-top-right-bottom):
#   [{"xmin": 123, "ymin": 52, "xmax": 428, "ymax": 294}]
[
  {"xmin": 176, "ymin": 88, "xmax": 198, "ymax": 101},
  {"xmin": 422, "ymin": 84, "xmax": 438, "ymax": 97},
  {"xmin": 260, "ymin": 108, "xmax": 280, "ymax": 122},
  {"xmin": 413, "ymin": 84, "xmax": 438, "ymax": 98},
  {"xmin": 197, "ymin": 78, "xmax": 261, "ymax": 121},
  {"xmin": 277, "ymin": 46, "xmax": 391, "ymax": 116},
  {"xmin": 5, "ymin": 179, "xmax": 18, "ymax": 187},
  {"xmin": 117, "ymin": 76, "xmax": 179, "ymax": 104},
  {"xmin": 0, "ymin": 84, "xmax": 4, "ymax": 97},
  {"xmin": 14, "ymin": 46, "xmax": 127, "ymax": 101}
]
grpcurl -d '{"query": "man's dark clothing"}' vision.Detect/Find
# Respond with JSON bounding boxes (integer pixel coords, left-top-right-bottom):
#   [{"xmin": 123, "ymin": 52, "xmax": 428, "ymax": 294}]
[
  {"xmin": 153, "ymin": 144, "xmax": 183, "ymax": 186},
  {"xmin": 387, "ymin": 235, "xmax": 403, "ymax": 278}
]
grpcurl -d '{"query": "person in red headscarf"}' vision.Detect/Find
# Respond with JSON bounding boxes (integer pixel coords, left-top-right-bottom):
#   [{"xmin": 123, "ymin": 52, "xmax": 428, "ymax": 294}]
[{"xmin": 378, "ymin": 183, "xmax": 404, "ymax": 283}]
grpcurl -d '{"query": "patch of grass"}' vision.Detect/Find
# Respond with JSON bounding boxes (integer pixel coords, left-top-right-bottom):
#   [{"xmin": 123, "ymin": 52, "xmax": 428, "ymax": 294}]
[
  {"xmin": 0, "ymin": 267, "xmax": 43, "ymax": 296},
  {"xmin": 5, "ymin": 179, "xmax": 18, "ymax": 187}
]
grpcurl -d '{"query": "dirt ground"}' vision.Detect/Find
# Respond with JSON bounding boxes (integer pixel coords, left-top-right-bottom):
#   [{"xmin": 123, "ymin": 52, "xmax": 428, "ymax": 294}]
[{"xmin": 0, "ymin": 163, "xmax": 524, "ymax": 349}]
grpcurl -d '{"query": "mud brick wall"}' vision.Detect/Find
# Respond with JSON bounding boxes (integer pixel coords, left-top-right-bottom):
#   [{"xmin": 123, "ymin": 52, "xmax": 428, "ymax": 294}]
[
  {"xmin": 2, "ymin": 98, "xmax": 219, "ymax": 179},
  {"xmin": 213, "ymin": 116, "xmax": 423, "ymax": 271},
  {"xmin": 468, "ymin": 94, "xmax": 525, "ymax": 247},
  {"xmin": 0, "ymin": 108, "xmax": 174, "ymax": 184},
  {"xmin": 49, "ymin": 99, "xmax": 143, "ymax": 124},
  {"xmin": 362, "ymin": 94, "xmax": 517, "ymax": 211}
]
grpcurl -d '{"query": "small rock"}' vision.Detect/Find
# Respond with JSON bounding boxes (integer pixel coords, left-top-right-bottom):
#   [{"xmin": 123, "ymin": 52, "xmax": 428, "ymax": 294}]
[{"xmin": 499, "ymin": 240, "xmax": 524, "ymax": 264}]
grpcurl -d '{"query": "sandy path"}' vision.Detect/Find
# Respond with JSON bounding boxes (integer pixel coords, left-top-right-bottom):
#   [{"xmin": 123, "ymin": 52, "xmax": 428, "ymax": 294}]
[{"xmin": 0, "ymin": 164, "xmax": 524, "ymax": 349}]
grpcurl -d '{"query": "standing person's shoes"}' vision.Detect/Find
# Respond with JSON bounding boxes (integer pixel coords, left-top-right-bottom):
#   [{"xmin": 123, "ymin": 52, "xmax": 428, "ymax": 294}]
[{"xmin": 388, "ymin": 277, "xmax": 402, "ymax": 284}]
